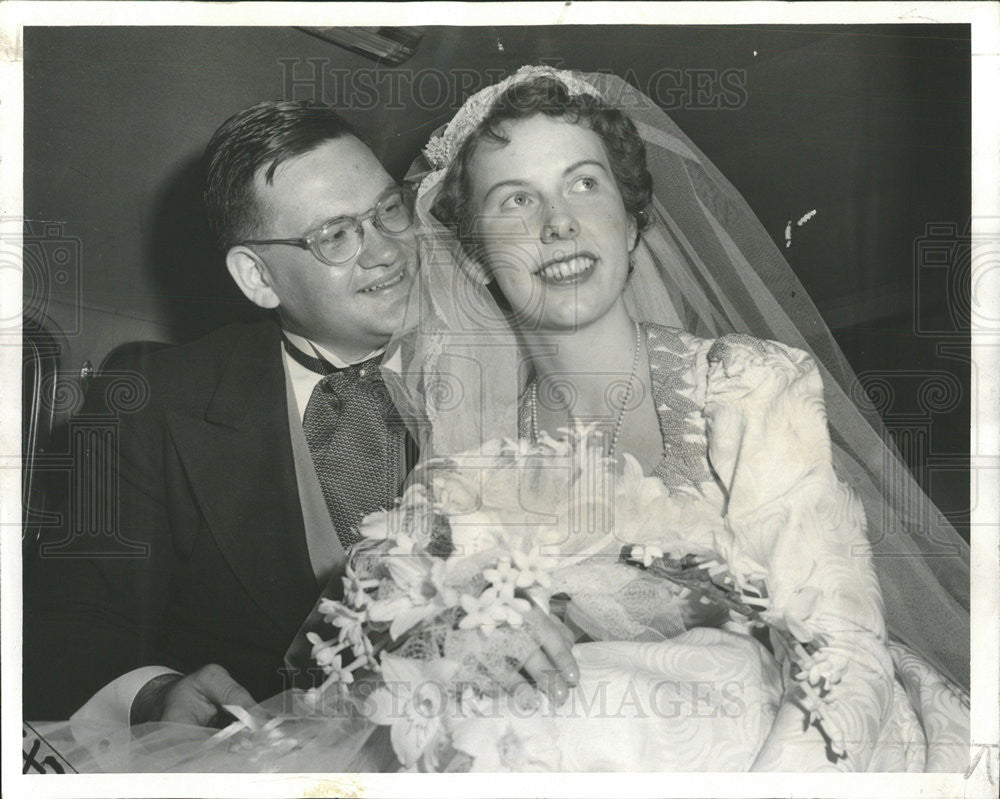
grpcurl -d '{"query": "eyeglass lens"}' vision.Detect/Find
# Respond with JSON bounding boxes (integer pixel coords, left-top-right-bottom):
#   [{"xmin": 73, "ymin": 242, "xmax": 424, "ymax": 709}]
[{"xmin": 315, "ymin": 190, "xmax": 414, "ymax": 264}]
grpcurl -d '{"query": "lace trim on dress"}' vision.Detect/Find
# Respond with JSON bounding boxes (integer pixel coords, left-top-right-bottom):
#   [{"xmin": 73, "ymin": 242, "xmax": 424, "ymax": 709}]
[{"xmin": 643, "ymin": 323, "xmax": 714, "ymax": 494}]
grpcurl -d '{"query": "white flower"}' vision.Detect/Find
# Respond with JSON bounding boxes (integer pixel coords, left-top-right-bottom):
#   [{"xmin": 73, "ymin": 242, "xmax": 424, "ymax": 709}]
[
  {"xmin": 319, "ymin": 597, "xmax": 366, "ymax": 630},
  {"xmin": 367, "ymin": 655, "xmax": 459, "ymax": 768},
  {"xmin": 483, "ymin": 557, "xmax": 524, "ymax": 600},
  {"xmin": 316, "ymin": 599, "xmax": 372, "ymax": 662},
  {"xmin": 357, "ymin": 509, "xmax": 394, "ymax": 541},
  {"xmin": 794, "ymin": 648, "xmax": 849, "ymax": 691},
  {"xmin": 450, "ymin": 700, "xmax": 562, "ymax": 771},
  {"xmin": 761, "ymin": 585, "xmax": 822, "ymax": 644},
  {"xmin": 306, "ymin": 632, "xmax": 358, "ymax": 685},
  {"xmin": 510, "ymin": 545, "xmax": 552, "ymax": 590},
  {"xmin": 366, "ymin": 555, "xmax": 458, "ymax": 640},
  {"xmin": 458, "ymin": 586, "xmax": 532, "ymax": 636},
  {"xmin": 341, "ymin": 563, "xmax": 380, "ymax": 608}
]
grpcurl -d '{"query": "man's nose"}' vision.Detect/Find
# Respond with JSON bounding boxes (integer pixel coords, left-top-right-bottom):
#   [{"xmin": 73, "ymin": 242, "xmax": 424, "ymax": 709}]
[
  {"xmin": 356, "ymin": 219, "xmax": 408, "ymax": 270},
  {"xmin": 541, "ymin": 203, "xmax": 579, "ymax": 243}
]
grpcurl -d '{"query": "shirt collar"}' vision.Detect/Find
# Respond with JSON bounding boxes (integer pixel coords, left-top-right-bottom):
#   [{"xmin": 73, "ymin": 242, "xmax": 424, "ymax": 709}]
[{"xmin": 282, "ymin": 329, "xmax": 386, "ymax": 370}]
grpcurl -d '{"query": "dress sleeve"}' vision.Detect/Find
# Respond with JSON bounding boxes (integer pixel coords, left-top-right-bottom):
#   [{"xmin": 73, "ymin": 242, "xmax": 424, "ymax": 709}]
[{"xmin": 701, "ymin": 333, "xmax": 895, "ymax": 771}]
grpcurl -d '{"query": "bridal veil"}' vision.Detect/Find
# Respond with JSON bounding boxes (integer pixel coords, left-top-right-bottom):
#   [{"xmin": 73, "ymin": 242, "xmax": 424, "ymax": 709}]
[{"xmin": 384, "ymin": 66, "xmax": 970, "ymax": 693}]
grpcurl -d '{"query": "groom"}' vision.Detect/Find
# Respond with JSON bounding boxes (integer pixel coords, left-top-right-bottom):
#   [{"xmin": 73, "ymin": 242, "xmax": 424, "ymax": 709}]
[{"xmin": 24, "ymin": 100, "xmax": 577, "ymax": 728}]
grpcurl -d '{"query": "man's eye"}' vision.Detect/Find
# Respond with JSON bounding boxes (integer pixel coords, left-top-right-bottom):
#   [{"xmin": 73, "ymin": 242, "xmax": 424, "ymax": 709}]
[
  {"xmin": 500, "ymin": 192, "xmax": 533, "ymax": 210},
  {"xmin": 323, "ymin": 225, "xmax": 351, "ymax": 243},
  {"xmin": 571, "ymin": 176, "xmax": 598, "ymax": 192}
]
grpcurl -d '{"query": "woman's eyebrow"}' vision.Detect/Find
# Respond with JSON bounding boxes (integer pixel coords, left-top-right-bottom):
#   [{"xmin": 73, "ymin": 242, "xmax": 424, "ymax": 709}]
[
  {"xmin": 563, "ymin": 159, "xmax": 608, "ymax": 175},
  {"xmin": 483, "ymin": 161, "xmax": 609, "ymax": 202}
]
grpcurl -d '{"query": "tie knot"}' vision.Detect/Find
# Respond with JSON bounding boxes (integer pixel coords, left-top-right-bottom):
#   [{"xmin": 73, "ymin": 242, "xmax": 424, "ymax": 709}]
[
  {"xmin": 321, "ymin": 361, "xmax": 392, "ymax": 412},
  {"xmin": 338, "ymin": 353, "xmax": 385, "ymax": 382}
]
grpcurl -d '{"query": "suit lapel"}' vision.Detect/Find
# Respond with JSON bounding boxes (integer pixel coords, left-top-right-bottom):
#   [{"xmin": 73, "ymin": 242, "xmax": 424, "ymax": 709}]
[{"xmin": 165, "ymin": 321, "xmax": 317, "ymax": 637}]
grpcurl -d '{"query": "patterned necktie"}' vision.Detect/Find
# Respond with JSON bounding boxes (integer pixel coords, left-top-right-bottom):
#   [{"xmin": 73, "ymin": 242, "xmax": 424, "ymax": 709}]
[{"xmin": 286, "ymin": 337, "xmax": 406, "ymax": 549}]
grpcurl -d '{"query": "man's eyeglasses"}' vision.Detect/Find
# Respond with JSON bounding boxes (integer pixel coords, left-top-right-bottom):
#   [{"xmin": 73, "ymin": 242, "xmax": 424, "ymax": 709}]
[{"xmin": 241, "ymin": 186, "xmax": 416, "ymax": 266}]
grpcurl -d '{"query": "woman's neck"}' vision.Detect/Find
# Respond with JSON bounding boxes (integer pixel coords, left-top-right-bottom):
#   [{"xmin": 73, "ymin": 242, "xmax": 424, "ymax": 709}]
[{"xmin": 523, "ymin": 301, "xmax": 640, "ymax": 420}]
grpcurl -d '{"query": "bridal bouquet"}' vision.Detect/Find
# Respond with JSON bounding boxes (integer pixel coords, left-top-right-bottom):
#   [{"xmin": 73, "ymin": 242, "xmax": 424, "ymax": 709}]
[{"xmin": 285, "ymin": 427, "xmax": 852, "ymax": 771}]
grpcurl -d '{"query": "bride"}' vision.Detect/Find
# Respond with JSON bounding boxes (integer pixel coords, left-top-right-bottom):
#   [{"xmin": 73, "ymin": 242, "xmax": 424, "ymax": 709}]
[{"xmin": 387, "ymin": 65, "xmax": 971, "ymax": 771}]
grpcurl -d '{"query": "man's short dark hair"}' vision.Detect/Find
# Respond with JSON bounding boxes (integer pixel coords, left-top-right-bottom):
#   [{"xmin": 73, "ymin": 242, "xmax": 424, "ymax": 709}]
[{"xmin": 204, "ymin": 100, "xmax": 357, "ymax": 251}]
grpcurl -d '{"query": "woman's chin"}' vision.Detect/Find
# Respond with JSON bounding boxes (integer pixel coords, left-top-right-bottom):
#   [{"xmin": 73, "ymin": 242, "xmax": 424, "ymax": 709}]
[
  {"xmin": 518, "ymin": 310, "xmax": 608, "ymax": 333},
  {"xmin": 511, "ymin": 287, "xmax": 624, "ymax": 333}
]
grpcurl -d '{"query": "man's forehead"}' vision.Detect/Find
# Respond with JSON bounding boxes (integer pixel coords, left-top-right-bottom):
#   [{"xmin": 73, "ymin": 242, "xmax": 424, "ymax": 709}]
[{"xmin": 254, "ymin": 137, "xmax": 395, "ymax": 229}]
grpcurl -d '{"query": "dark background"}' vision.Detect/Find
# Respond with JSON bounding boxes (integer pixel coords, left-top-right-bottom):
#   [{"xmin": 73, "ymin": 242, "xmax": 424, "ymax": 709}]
[{"xmin": 22, "ymin": 24, "xmax": 971, "ymax": 535}]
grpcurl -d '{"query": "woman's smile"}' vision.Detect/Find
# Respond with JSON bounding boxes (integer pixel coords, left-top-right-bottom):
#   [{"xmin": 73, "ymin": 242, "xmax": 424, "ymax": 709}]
[{"xmin": 535, "ymin": 253, "xmax": 598, "ymax": 284}]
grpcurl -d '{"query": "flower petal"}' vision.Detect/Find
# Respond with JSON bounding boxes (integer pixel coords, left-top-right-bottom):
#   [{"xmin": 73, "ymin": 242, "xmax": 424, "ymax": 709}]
[
  {"xmin": 390, "ymin": 714, "xmax": 438, "ymax": 767},
  {"xmin": 389, "ymin": 604, "xmax": 438, "ymax": 640}
]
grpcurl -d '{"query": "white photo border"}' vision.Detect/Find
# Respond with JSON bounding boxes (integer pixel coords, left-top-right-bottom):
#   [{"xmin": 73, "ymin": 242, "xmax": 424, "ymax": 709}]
[{"xmin": 2, "ymin": 2, "xmax": 997, "ymax": 797}]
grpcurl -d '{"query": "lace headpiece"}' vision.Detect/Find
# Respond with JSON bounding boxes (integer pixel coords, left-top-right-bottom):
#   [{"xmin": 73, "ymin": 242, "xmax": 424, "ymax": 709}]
[{"xmin": 422, "ymin": 65, "xmax": 605, "ymax": 172}]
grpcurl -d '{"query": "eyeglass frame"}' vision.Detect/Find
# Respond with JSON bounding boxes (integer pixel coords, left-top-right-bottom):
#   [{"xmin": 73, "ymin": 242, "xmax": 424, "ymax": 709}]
[{"xmin": 240, "ymin": 185, "xmax": 416, "ymax": 266}]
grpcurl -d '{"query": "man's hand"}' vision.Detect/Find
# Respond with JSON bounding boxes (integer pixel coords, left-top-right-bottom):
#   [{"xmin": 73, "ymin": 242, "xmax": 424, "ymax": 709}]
[
  {"xmin": 498, "ymin": 607, "xmax": 579, "ymax": 709},
  {"xmin": 131, "ymin": 664, "xmax": 254, "ymax": 726}
]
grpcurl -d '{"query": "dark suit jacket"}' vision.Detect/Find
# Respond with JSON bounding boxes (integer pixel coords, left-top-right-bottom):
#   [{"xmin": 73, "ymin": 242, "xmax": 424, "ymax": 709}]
[{"xmin": 24, "ymin": 319, "xmax": 329, "ymax": 719}]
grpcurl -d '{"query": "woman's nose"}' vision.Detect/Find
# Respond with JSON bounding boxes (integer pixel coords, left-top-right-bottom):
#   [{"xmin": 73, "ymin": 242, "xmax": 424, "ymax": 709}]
[{"xmin": 541, "ymin": 205, "xmax": 579, "ymax": 242}]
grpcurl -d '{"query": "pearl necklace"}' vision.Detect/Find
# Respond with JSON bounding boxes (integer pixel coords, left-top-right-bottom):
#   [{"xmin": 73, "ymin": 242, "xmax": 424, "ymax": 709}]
[{"xmin": 530, "ymin": 320, "xmax": 643, "ymax": 458}]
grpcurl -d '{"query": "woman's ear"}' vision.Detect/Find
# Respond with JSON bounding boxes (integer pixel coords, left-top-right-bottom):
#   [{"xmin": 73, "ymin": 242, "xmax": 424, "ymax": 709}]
[
  {"xmin": 627, "ymin": 215, "xmax": 639, "ymax": 252},
  {"xmin": 226, "ymin": 247, "xmax": 280, "ymax": 309}
]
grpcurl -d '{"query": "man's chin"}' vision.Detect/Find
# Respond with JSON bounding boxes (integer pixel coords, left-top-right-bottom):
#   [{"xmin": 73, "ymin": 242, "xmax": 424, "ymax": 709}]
[{"xmin": 368, "ymin": 302, "xmax": 409, "ymax": 341}]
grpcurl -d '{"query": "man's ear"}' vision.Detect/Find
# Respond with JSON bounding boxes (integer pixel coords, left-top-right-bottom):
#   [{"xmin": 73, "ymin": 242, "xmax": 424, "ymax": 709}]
[{"xmin": 226, "ymin": 247, "xmax": 280, "ymax": 309}]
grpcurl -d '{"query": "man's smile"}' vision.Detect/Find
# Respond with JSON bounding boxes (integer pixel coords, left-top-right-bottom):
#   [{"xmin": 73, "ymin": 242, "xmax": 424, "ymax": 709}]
[{"xmin": 359, "ymin": 268, "xmax": 408, "ymax": 294}]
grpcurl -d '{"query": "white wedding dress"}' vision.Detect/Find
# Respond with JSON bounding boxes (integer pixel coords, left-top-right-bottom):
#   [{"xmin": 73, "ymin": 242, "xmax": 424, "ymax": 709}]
[{"xmin": 452, "ymin": 327, "xmax": 969, "ymax": 772}]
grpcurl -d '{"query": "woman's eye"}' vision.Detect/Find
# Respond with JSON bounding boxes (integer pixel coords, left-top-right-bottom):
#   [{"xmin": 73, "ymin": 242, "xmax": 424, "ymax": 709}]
[
  {"xmin": 500, "ymin": 192, "xmax": 533, "ymax": 210},
  {"xmin": 571, "ymin": 176, "xmax": 598, "ymax": 192}
]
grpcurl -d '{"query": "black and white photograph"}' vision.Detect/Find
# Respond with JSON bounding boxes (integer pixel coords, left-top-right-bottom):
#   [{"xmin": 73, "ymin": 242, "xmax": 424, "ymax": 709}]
[{"xmin": 3, "ymin": 2, "xmax": 997, "ymax": 797}]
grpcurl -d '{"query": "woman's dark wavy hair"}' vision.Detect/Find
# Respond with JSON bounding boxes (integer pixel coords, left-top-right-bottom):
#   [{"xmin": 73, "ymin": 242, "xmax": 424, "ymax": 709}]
[{"xmin": 433, "ymin": 75, "xmax": 653, "ymax": 256}]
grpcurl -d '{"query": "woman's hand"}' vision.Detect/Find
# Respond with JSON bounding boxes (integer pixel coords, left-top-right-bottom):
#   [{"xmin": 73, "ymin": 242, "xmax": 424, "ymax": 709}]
[
  {"xmin": 678, "ymin": 594, "xmax": 731, "ymax": 629},
  {"xmin": 496, "ymin": 607, "xmax": 579, "ymax": 709}
]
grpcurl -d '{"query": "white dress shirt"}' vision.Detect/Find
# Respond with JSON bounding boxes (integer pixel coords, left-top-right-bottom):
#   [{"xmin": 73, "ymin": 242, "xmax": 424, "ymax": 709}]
[{"xmin": 72, "ymin": 332, "xmax": 387, "ymax": 727}]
